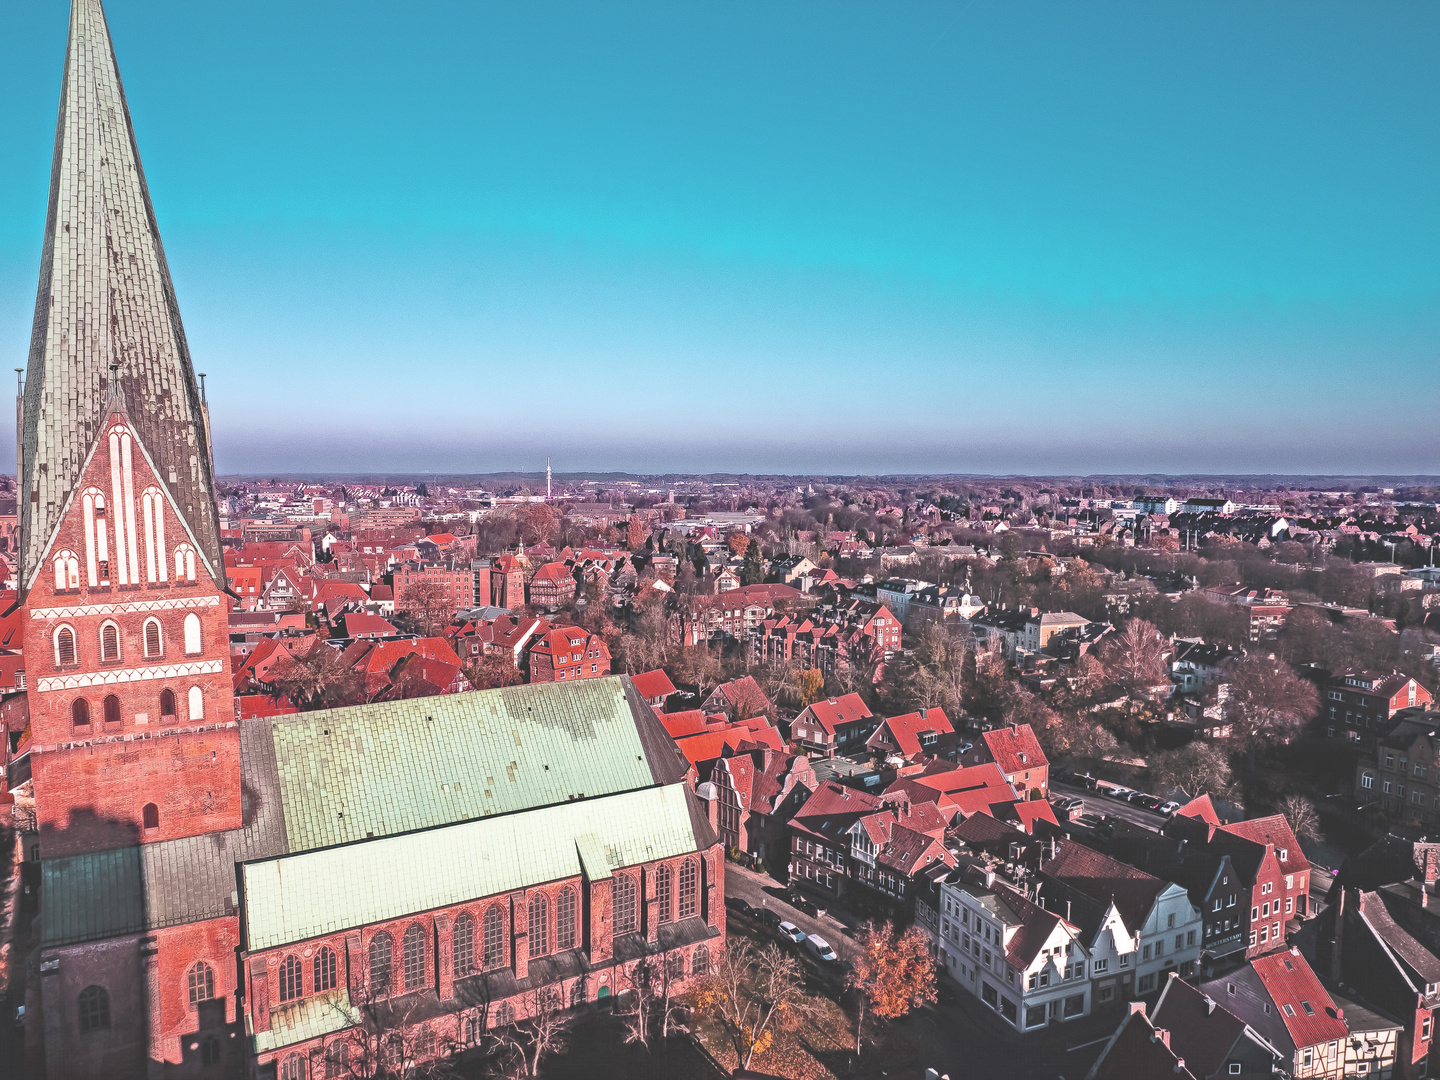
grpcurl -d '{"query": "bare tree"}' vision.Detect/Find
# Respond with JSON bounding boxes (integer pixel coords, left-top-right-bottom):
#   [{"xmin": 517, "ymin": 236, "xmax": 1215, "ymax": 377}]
[
  {"xmin": 1096, "ymin": 618, "xmax": 1169, "ymax": 703},
  {"xmin": 1221, "ymin": 654, "xmax": 1320, "ymax": 767},
  {"xmin": 495, "ymin": 985, "xmax": 573, "ymax": 1079},
  {"xmin": 269, "ymin": 643, "xmax": 365, "ymax": 711},
  {"xmin": 401, "ymin": 579, "xmax": 455, "ymax": 637},
  {"xmin": 619, "ymin": 953, "xmax": 687, "ymax": 1052},
  {"xmin": 1279, "ymin": 793, "xmax": 1320, "ymax": 839},
  {"xmin": 311, "ymin": 987, "xmax": 459, "ymax": 1079},
  {"xmin": 693, "ymin": 939, "xmax": 810, "ymax": 1072}
]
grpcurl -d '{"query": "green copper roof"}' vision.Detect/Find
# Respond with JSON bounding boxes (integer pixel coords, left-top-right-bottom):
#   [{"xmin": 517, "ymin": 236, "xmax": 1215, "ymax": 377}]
[
  {"xmin": 242, "ymin": 783, "xmax": 702, "ymax": 951},
  {"xmin": 271, "ymin": 676, "xmax": 678, "ymax": 853}
]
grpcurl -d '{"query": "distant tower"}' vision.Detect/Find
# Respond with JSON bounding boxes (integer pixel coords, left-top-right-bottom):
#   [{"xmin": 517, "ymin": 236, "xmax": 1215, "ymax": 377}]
[{"xmin": 547, "ymin": 457, "xmax": 552, "ymax": 500}]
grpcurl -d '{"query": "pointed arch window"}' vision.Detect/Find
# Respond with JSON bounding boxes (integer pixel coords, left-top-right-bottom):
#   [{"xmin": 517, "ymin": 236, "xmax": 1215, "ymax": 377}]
[
  {"xmin": 529, "ymin": 893, "xmax": 550, "ymax": 957},
  {"xmin": 53, "ymin": 550, "xmax": 80, "ymax": 592},
  {"xmin": 678, "ymin": 859, "xmax": 699, "ymax": 920},
  {"xmin": 141, "ymin": 487, "xmax": 167, "ymax": 583},
  {"xmin": 613, "ymin": 874, "xmax": 638, "ymax": 936},
  {"xmin": 159, "ymin": 689, "xmax": 176, "ymax": 722},
  {"xmin": 174, "ymin": 543, "xmax": 196, "ymax": 583},
  {"xmin": 402, "ymin": 924, "xmax": 427, "ymax": 990},
  {"xmin": 143, "ymin": 618, "xmax": 163, "ymax": 658},
  {"xmin": 280, "ymin": 1054, "xmax": 305, "ymax": 1080},
  {"xmin": 142, "ymin": 802, "xmax": 159, "ymax": 830},
  {"xmin": 453, "ymin": 913, "xmax": 474, "ymax": 977},
  {"xmin": 482, "ymin": 905, "xmax": 505, "ymax": 968},
  {"xmin": 314, "ymin": 946, "xmax": 338, "ymax": 992},
  {"xmin": 99, "ymin": 621, "xmax": 121, "ymax": 663},
  {"xmin": 655, "ymin": 865, "xmax": 673, "ymax": 924},
  {"xmin": 369, "ymin": 932, "xmax": 393, "ymax": 995},
  {"xmin": 55, "ymin": 625, "xmax": 77, "ymax": 668},
  {"xmin": 183, "ymin": 613, "xmax": 202, "ymax": 655},
  {"xmin": 71, "ymin": 698, "xmax": 90, "ymax": 729},
  {"xmin": 187, "ymin": 961, "xmax": 214, "ymax": 1007},
  {"xmin": 556, "ymin": 887, "xmax": 577, "ymax": 951},
  {"xmin": 82, "ymin": 490, "xmax": 109, "ymax": 585},
  {"xmin": 188, "ymin": 686, "xmax": 205, "ymax": 721},
  {"xmin": 279, "ymin": 954, "xmax": 303, "ymax": 1002},
  {"xmin": 104, "ymin": 695, "xmax": 122, "ymax": 727}
]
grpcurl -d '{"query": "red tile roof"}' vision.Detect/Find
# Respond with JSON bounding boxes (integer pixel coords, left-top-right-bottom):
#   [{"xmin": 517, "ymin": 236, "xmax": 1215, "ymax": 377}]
[
  {"xmin": 799, "ymin": 693, "xmax": 873, "ymax": 735},
  {"xmin": 980, "ymin": 722, "xmax": 1049, "ymax": 775},
  {"xmin": 630, "ymin": 669, "xmax": 678, "ymax": 701},
  {"xmin": 1250, "ymin": 949, "xmax": 1347, "ymax": 1050},
  {"xmin": 1176, "ymin": 793, "xmax": 1221, "ymax": 825},
  {"xmin": 1216, "ymin": 814, "xmax": 1310, "ymax": 878},
  {"xmin": 867, "ymin": 707, "xmax": 954, "ymax": 757}
]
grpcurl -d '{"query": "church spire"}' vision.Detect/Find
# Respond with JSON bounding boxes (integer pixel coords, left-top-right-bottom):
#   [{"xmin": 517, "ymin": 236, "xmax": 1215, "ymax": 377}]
[{"xmin": 20, "ymin": 0, "xmax": 223, "ymax": 598}]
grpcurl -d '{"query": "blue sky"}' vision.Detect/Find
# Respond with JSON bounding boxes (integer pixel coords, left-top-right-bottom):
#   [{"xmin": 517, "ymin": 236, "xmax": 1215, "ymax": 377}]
[{"xmin": 1, "ymin": 1, "xmax": 1436, "ymax": 475}]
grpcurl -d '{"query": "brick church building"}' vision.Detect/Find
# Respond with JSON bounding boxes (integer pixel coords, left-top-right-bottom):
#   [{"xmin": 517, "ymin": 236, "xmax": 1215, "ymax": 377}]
[{"xmin": 19, "ymin": 3, "xmax": 723, "ymax": 1077}]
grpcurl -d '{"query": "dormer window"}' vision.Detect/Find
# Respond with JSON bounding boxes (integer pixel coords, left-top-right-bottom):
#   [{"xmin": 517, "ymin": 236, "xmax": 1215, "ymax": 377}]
[{"xmin": 1278, "ymin": 849, "xmax": 1288, "ymax": 861}]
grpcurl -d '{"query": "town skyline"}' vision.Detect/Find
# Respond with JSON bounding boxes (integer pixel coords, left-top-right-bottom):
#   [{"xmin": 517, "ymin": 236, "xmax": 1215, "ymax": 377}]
[{"xmin": 1, "ymin": 1, "xmax": 1436, "ymax": 476}]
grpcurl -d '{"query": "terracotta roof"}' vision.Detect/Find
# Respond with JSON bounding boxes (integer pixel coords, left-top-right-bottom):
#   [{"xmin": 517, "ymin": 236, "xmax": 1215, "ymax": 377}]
[
  {"xmin": 1250, "ymin": 949, "xmax": 1348, "ymax": 1051},
  {"xmin": 867, "ymin": 707, "xmax": 955, "ymax": 757},
  {"xmin": 630, "ymin": 669, "xmax": 678, "ymax": 701},
  {"xmin": 340, "ymin": 613, "xmax": 398, "ymax": 637},
  {"xmin": 990, "ymin": 879, "xmax": 1068, "ymax": 970},
  {"xmin": 897, "ymin": 763, "xmax": 1018, "ymax": 819},
  {"xmin": 1215, "ymin": 815, "xmax": 1310, "ymax": 879},
  {"xmin": 799, "ymin": 693, "xmax": 874, "ymax": 735},
  {"xmin": 979, "ymin": 723, "xmax": 1049, "ymax": 775},
  {"xmin": 675, "ymin": 724, "xmax": 783, "ymax": 767},
  {"xmin": 1176, "ymin": 794, "xmax": 1221, "ymax": 826}
]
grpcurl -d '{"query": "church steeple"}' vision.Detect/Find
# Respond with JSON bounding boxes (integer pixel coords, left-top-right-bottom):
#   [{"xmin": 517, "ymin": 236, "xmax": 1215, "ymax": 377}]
[{"xmin": 20, "ymin": 0, "xmax": 223, "ymax": 600}]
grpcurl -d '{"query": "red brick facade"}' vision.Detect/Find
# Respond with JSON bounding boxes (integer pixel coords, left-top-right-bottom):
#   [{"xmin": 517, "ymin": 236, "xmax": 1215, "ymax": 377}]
[{"xmin": 25, "ymin": 409, "xmax": 240, "ymax": 858}]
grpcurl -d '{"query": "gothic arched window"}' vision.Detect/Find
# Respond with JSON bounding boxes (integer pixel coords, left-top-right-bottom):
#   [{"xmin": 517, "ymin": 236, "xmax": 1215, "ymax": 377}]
[
  {"xmin": 529, "ymin": 893, "xmax": 549, "ymax": 957},
  {"xmin": 143, "ymin": 617, "xmax": 163, "ymax": 658},
  {"xmin": 279, "ymin": 954, "xmax": 303, "ymax": 1002},
  {"xmin": 187, "ymin": 961, "xmax": 214, "ymax": 1007},
  {"xmin": 453, "ymin": 913, "xmax": 474, "ymax": 977},
  {"xmin": 556, "ymin": 887, "xmax": 577, "ymax": 951},
  {"xmin": 678, "ymin": 859, "xmax": 699, "ymax": 920},
  {"xmin": 188, "ymin": 686, "xmax": 204, "ymax": 720},
  {"xmin": 183, "ymin": 613, "xmax": 202, "ymax": 655},
  {"xmin": 369, "ymin": 932, "xmax": 393, "ymax": 995},
  {"xmin": 143, "ymin": 803, "xmax": 159, "ymax": 830},
  {"xmin": 612, "ymin": 875, "xmax": 637, "ymax": 936},
  {"xmin": 103, "ymin": 694, "xmax": 121, "ymax": 726},
  {"xmin": 483, "ymin": 905, "xmax": 505, "ymax": 968},
  {"xmin": 99, "ymin": 621, "xmax": 121, "ymax": 662},
  {"xmin": 402, "ymin": 924, "xmax": 426, "ymax": 990},
  {"xmin": 314, "ymin": 946, "xmax": 338, "ymax": 992},
  {"xmin": 71, "ymin": 698, "xmax": 90, "ymax": 729},
  {"xmin": 159, "ymin": 688, "xmax": 176, "ymax": 721},
  {"xmin": 655, "ymin": 865, "xmax": 672, "ymax": 924}
]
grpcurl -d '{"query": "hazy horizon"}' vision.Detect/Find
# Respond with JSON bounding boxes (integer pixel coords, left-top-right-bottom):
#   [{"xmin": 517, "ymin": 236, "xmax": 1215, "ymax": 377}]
[{"xmin": 1, "ymin": 1, "xmax": 1436, "ymax": 475}]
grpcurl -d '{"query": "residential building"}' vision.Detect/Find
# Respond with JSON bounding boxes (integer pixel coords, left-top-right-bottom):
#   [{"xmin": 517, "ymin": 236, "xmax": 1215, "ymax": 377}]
[
  {"xmin": 865, "ymin": 707, "xmax": 958, "ymax": 763},
  {"xmin": 961, "ymin": 722, "xmax": 1051, "ymax": 799},
  {"xmin": 939, "ymin": 870, "xmax": 1092, "ymax": 1032},
  {"xmin": 526, "ymin": 561, "xmax": 576, "ymax": 608},
  {"xmin": 1085, "ymin": 1001, "xmax": 1197, "ymax": 1079},
  {"xmin": 393, "ymin": 559, "xmax": 476, "ymax": 619},
  {"xmin": 709, "ymin": 748, "xmax": 816, "ymax": 867},
  {"xmin": 791, "ymin": 693, "xmax": 877, "ymax": 755},
  {"xmin": 630, "ymin": 668, "xmax": 678, "ymax": 709},
  {"xmin": 1148, "ymin": 972, "xmax": 1284, "ymax": 1079},
  {"xmin": 1356, "ymin": 711, "xmax": 1440, "ymax": 826},
  {"xmin": 526, "ymin": 625, "xmax": 611, "ymax": 683},
  {"xmin": 1327, "ymin": 672, "xmax": 1433, "ymax": 741}
]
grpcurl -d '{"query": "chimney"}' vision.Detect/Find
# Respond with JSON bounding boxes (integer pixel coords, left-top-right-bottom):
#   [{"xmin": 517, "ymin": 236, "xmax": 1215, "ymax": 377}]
[
  {"xmin": 1151, "ymin": 1027, "xmax": 1170, "ymax": 1049},
  {"xmin": 1173, "ymin": 1061, "xmax": 1185, "ymax": 1074},
  {"xmin": 1129, "ymin": 1000, "xmax": 1147, "ymax": 1017},
  {"xmin": 1066, "ymin": 900, "xmax": 1072, "ymax": 922},
  {"xmin": 984, "ymin": 869, "xmax": 995, "ymax": 888},
  {"xmin": 1204, "ymin": 996, "xmax": 1216, "ymax": 1015}
]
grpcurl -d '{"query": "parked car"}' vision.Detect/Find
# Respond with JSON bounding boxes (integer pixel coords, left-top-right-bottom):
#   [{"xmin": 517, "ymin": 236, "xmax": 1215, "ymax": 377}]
[
  {"xmin": 805, "ymin": 935, "xmax": 840, "ymax": 963},
  {"xmin": 778, "ymin": 921, "xmax": 806, "ymax": 944},
  {"xmin": 725, "ymin": 897, "xmax": 755, "ymax": 918},
  {"xmin": 1158, "ymin": 801, "xmax": 1182, "ymax": 816},
  {"xmin": 1107, "ymin": 785, "xmax": 1134, "ymax": 800},
  {"xmin": 1052, "ymin": 768, "xmax": 1080, "ymax": 785},
  {"xmin": 755, "ymin": 908, "xmax": 783, "ymax": 930},
  {"xmin": 785, "ymin": 890, "xmax": 820, "ymax": 916},
  {"xmin": 1052, "ymin": 796, "xmax": 1084, "ymax": 814},
  {"xmin": 1132, "ymin": 793, "xmax": 1164, "ymax": 811}
]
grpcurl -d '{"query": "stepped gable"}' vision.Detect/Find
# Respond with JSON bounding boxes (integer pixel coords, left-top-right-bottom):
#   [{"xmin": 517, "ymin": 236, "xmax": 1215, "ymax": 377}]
[{"xmin": 20, "ymin": 0, "xmax": 222, "ymax": 597}]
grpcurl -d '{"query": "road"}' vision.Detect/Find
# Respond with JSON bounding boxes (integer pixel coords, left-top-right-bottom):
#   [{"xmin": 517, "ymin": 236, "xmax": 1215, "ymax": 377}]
[{"xmin": 1052, "ymin": 780, "xmax": 1334, "ymax": 916}]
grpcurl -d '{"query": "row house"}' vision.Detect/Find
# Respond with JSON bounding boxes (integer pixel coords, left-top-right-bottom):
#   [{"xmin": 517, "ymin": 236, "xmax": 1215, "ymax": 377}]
[
  {"xmin": 1165, "ymin": 811, "xmax": 1311, "ymax": 958},
  {"xmin": 939, "ymin": 869, "xmax": 1093, "ymax": 1032},
  {"xmin": 705, "ymin": 748, "xmax": 817, "ymax": 868},
  {"xmin": 1356, "ymin": 711, "xmax": 1440, "ymax": 827},
  {"xmin": 786, "ymin": 781, "xmax": 954, "ymax": 915},
  {"xmin": 1036, "ymin": 838, "xmax": 1205, "ymax": 997},
  {"xmin": 1197, "ymin": 948, "xmax": 1395, "ymax": 1080},
  {"xmin": 791, "ymin": 693, "xmax": 876, "ymax": 755},
  {"xmin": 1328, "ymin": 671, "xmax": 1432, "ymax": 741},
  {"xmin": 526, "ymin": 626, "xmax": 611, "ymax": 684}
]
